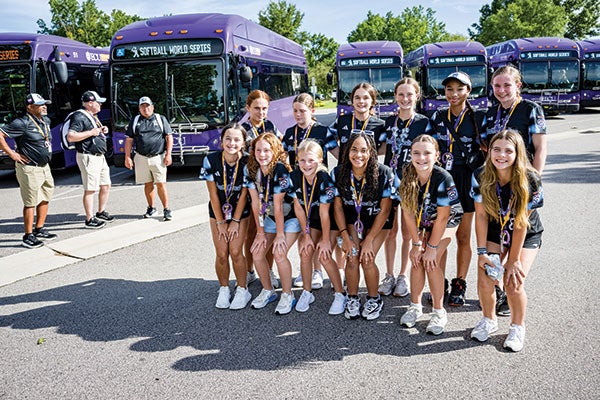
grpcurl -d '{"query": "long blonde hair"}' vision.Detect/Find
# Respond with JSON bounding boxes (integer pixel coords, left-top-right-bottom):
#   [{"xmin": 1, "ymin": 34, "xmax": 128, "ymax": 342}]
[
  {"xmin": 247, "ymin": 133, "xmax": 291, "ymax": 181},
  {"xmin": 479, "ymin": 129, "xmax": 536, "ymax": 229},
  {"xmin": 297, "ymin": 139, "xmax": 327, "ymax": 174},
  {"xmin": 400, "ymin": 135, "xmax": 439, "ymax": 215}
]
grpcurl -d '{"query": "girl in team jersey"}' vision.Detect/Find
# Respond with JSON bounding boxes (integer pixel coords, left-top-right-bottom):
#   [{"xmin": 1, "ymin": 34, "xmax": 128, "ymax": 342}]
[
  {"xmin": 430, "ymin": 72, "xmax": 486, "ymax": 307},
  {"xmin": 399, "ymin": 135, "xmax": 463, "ymax": 335},
  {"xmin": 290, "ymin": 139, "xmax": 346, "ymax": 314},
  {"xmin": 199, "ymin": 123, "xmax": 251, "ymax": 310},
  {"xmin": 332, "ymin": 132, "xmax": 397, "ymax": 321},
  {"xmin": 244, "ymin": 132, "xmax": 300, "ymax": 315},
  {"xmin": 470, "ymin": 129, "xmax": 543, "ymax": 352},
  {"xmin": 330, "ymin": 82, "xmax": 386, "ymax": 159},
  {"xmin": 379, "ymin": 78, "xmax": 433, "ymax": 299}
]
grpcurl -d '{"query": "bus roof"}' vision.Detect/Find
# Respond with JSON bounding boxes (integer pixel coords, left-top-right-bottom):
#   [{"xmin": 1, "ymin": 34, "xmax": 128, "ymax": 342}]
[
  {"xmin": 421, "ymin": 41, "xmax": 486, "ymax": 57},
  {"xmin": 578, "ymin": 39, "xmax": 600, "ymax": 53},
  {"xmin": 0, "ymin": 32, "xmax": 108, "ymax": 64},
  {"xmin": 487, "ymin": 37, "xmax": 580, "ymax": 54},
  {"xmin": 110, "ymin": 13, "xmax": 305, "ymax": 65},
  {"xmin": 337, "ymin": 41, "xmax": 403, "ymax": 58}
]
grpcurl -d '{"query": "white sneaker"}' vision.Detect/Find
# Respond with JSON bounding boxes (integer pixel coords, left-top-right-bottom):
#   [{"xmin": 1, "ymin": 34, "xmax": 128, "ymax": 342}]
[
  {"xmin": 311, "ymin": 270, "xmax": 324, "ymax": 289},
  {"xmin": 293, "ymin": 274, "xmax": 304, "ymax": 287},
  {"xmin": 270, "ymin": 270, "xmax": 280, "ymax": 289},
  {"xmin": 251, "ymin": 289, "xmax": 278, "ymax": 309},
  {"xmin": 400, "ymin": 304, "xmax": 423, "ymax": 327},
  {"xmin": 328, "ymin": 292, "xmax": 347, "ymax": 315},
  {"xmin": 246, "ymin": 271, "xmax": 258, "ymax": 286},
  {"xmin": 471, "ymin": 317, "xmax": 499, "ymax": 342},
  {"xmin": 215, "ymin": 286, "xmax": 231, "ymax": 309},
  {"xmin": 275, "ymin": 292, "xmax": 296, "ymax": 315},
  {"xmin": 361, "ymin": 296, "xmax": 384, "ymax": 320},
  {"xmin": 378, "ymin": 273, "xmax": 396, "ymax": 296},
  {"xmin": 426, "ymin": 309, "xmax": 448, "ymax": 335},
  {"xmin": 344, "ymin": 296, "xmax": 361, "ymax": 320},
  {"xmin": 295, "ymin": 290, "xmax": 315, "ymax": 312},
  {"xmin": 229, "ymin": 287, "xmax": 252, "ymax": 310},
  {"xmin": 504, "ymin": 324, "xmax": 526, "ymax": 352},
  {"xmin": 393, "ymin": 274, "xmax": 410, "ymax": 297}
]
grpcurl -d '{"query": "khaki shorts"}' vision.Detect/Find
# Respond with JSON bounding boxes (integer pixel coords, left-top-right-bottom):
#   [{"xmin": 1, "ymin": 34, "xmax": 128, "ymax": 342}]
[
  {"xmin": 76, "ymin": 152, "xmax": 111, "ymax": 191},
  {"xmin": 134, "ymin": 153, "xmax": 167, "ymax": 184},
  {"xmin": 15, "ymin": 163, "xmax": 54, "ymax": 207}
]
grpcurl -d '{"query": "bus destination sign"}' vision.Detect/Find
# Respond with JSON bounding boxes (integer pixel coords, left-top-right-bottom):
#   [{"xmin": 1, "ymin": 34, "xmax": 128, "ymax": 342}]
[
  {"xmin": 339, "ymin": 56, "xmax": 400, "ymax": 68},
  {"xmin": 520, "ymin": 50, "xmax": 579, "ymax": 60},
  {"xmin": 0, "ymin": 45, "xmax": 32, "ymax": 61},
  {"xmin": 428, "ymin": 55, "xmax": 485, "ymax": 65},
  {"xmin": 584, "ymin": 52, "xmax": 600, "ymax": 60},
  {"xmin": 112, "ymin": 39, "xmax": 224, "ymax": 60}
]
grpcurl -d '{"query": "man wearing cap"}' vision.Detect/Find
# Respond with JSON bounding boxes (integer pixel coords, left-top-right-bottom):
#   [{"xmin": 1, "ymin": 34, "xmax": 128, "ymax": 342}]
[
  {"xmin": 0, "ymin": 94, "xmax": 57, "ymax": 248},
  {"xmin": 67, "ymin": 90, "xmax": 114, "ymax": 229},
  {"xmin": 124, "ymin": 96, "xmax": 173, "ymax": 220}
]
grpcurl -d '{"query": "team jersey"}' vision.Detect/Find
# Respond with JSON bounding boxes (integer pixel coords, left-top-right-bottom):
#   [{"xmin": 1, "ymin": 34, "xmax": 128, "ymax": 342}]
[
  {"xmin": 241, "ymin": 119, "xmax": 282, "ymax": 145},
  {"xmin": 485, "ymin": 99, "xmax": 546, "ymax": 161},
  {"xmin": 331, "ymin": 163, "xmax": 398, "ymax": 231},
  {"xmin": 471, "ymin": 167, "xmax": 544, "ymax": 246},
  {"xmin": 243, "ymin": 162, "xmax": 295, "ymax": 220},
  {"xmin": 329, "ymin": 114, "xmax": 385, "ymax": 157},
  {"xmin": 126, "ymin": 113, "xmax": 172, "ymax": 156},
  {"xmin": 0, "ymin": 113, "xmax": 52, "ymax": 166},
  {"xmin": 289, "ymin": 169, "xmax": 337, "ymax": 231},
  {"xmin": 401, "ymin": 165, "xmax": 463, "ymax": 231},
  {"xmin": 69, "ymin": 109, "xmax": 107, "ymax": 154},
  {"xmin": 199, "ymin": 151, "xmax": 250, "ymax": 220},
  {"xmin": 282, "ymin": 122, "xmax": 338, "ymax": 166},
  {"xmin": 383, "ymin": 112, "xmax": 433, "ymax": 178}
]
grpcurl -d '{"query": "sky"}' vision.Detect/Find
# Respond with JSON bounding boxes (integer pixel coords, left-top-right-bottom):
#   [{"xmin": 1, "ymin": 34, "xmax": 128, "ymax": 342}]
[{"xmin": 0, "ymin": 0, "xmax": 489, "ymax": 43}]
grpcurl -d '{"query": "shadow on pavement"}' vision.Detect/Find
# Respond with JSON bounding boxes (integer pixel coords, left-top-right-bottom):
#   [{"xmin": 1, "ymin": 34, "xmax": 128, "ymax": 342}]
[{"xmin": 543, "ymin": 151, "xmax": 600, "ymax": 184}]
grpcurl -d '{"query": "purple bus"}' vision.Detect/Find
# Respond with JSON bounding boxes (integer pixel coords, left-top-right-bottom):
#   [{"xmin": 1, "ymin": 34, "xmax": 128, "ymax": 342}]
[
  {"xmin": 109, "ymin": 13, "xmax": 308, "ymax": 167},
  {"xmin": 404, "ymin": 41, "xmax": 489, "ymax": 116},
  {"xmin": 487, "ymin": 37, "xmax": 581, "ymax": 114},
  {"xmin": 578, "ymin": 39, "xmax": 600, "ymax": 108},
  {"xmin": 0, "ymin": 33, "xmax": 109, "ymax": 169},
  {"xmin": 331, "ymin": 41, "xmax": 404, "ymax": 118}
]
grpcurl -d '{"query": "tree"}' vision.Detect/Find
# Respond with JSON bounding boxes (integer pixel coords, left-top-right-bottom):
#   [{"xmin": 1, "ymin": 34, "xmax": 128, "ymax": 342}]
[
  {"xmin": 347, "ymin": 7, "xmax": 466, "ymax": 53},
  {"xmin": 556, "ymin": 0, "xmax": 600, "ymax": 39},
  {"xmin": 300, "ymin": 33, "xmax": 339, "ymax": 69},
  {"xmin": 37, "ymin": 0, "xmax": 142, "ymax": 47},
  {"xmin": 257, "ymin": 0, "xmax": 304, "ymax": 43}
]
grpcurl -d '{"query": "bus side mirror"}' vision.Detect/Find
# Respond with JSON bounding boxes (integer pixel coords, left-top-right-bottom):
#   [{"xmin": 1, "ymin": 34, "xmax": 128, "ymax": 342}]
[
  {"xmin": 239, "ymin": 66, "xmax": 252, "ymax": 89},
  {"xmin": 53, "ymin": 60, "xmax": 68, "ymax": 84},
  {"xmin": 93, "ymin": 68, "xmax": 106, "ymax": 93},
  {"xmin": 326, "ymin": 72, "xmax": 333, "ymax": 85}
]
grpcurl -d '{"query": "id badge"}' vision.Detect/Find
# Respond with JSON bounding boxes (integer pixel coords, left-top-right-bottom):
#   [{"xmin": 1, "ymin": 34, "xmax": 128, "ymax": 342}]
[
  {"xmin": 44, "ymin": 140, "xmax": 52, "ymax": 151},
  {"xmin": 442, "ymin": 152, "xmax": 454, "ymax": 170},
  {"xmin": 258, "ymin": 214, "xmax": 264, "ymax": 227}
]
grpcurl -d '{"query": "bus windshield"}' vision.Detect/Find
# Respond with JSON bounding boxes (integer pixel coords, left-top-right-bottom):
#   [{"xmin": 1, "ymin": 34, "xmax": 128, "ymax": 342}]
[
  {"xmin": 583, "ymin": 61, "xmax": 600, "ymax": 90},
  {"xmin": 338, "ymin": 68, "xmax": 399, "ymax": 105},
  {"xmin": 425, "ymin": 65, "xmax": 487, "ymax": 99},
  {"xmin": 112, "ymin": 59, "xmax": 225, "ymax": 129},
  {"xmin": 0, "ymin": 64, "xmax": 29, "ymax": 126},
  {"xmin": 521, "ymin": 60, "xmax": 579, "ymax": 92}
]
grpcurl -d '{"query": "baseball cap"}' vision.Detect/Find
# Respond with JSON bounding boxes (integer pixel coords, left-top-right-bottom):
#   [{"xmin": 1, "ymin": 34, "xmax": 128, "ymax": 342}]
[
  {"xmin": 81, "ymin": 90, "xmax": 106, "ymax": 103},
  {"xmin": 442, "ymin": 72, "xmax": 472, "ymax": 89},
  {"xmin": 139, "ymin": 96, "xmax": 153, "ymax": 105},
  {"xmin": 26, "ymin": 93, "xmax": 51, "ymax": 106}
]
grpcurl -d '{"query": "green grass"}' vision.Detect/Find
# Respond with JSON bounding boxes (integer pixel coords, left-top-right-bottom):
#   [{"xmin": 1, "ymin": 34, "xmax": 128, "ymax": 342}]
[{"xmin": 315, "ymin": 99, "xmax": 336, "ymax": 109}]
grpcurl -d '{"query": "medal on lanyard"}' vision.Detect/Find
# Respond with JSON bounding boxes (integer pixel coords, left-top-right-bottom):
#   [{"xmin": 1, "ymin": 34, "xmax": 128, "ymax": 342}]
[
  {"xmin": 442, "ymin": 152, "xmax": 454, "ymax": 170},
  {"xmin": 350, "ymin": 171, "xmax": 366, "ymax": 240},
  {"xmin": 257, "ymin": 169, "xmax": 270, "ymax": 227},
  {"xmin": 497, "ymin": 182, "xmax": 514, "ymax": 253},
  {"xmin": 221, "ymin": 153, "xmax": 239, "ymax": 221},
  {"xmin": 302, "ymin": 176, "xmax": 317, "ymax": 235},
  {"xmin": 444, "ymin": 108, "xmax": 467, "ymax": 171},
  {"xmin": 416, "ymin": 176, "xmax": 432, "ymax": 237}
]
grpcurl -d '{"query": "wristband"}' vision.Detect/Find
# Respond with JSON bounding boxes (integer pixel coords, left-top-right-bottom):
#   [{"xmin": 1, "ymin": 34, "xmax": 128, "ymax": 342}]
[
  {"xmin": 216, "ymin": 220, "xmax": 226, "ymax": 225},
  {"xmin": 339, "ymin": 228, "xmax": 348, "ymax": 234},
  {"xmin": 412, "ymin": 241, "xmax": 422, "ymax": 247},
  {"xmin": 231, "ymin": 218, "xmax": 240, "ymax": 223},
  {"xmin": 426, "ymin": 242, "xmax": 438, "ymax": 249},
  {"xmin": 477, "ymin": 247, "xmax": 488, "ymax": 255}
]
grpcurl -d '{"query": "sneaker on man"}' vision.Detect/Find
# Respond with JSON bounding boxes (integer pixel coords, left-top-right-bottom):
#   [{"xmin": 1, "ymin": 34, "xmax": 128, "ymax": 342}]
[
  {"xmin": 163, "ymin": 208, "xmax": 172, "ymax": 221},
  {"xmin": 311, "ymin": 270, "xmax": 324, "ymax": 289},
  {"xmin": 85, "ymin": 217, "xmax": 106, "ymax": 229},
  {"xmin": 361, "ymin": 296, "xmax": 384, "ymax": 320},
  {"xmin": 295, "ymin": 290, "xmax": 315, "ymax": 312},
  {"xmin": 215, "ymin": 286, "xmax": 231, "ymax": 309},
  {"xmin": 22, "ymin": 233, "xmax": 43, "ymax": 249},
  {"xmin": 33, "ymin": 227, "xmax": 57, "ymax": 241},
  {"xmin": 344, "ymin": 296, "xmax": 361, "ymax": 320},
  {"xmin": 143, "ymin": 206, "xmax": 157, "ymax": 218},
  {"xmin": 275, "ymin": 292, "xmax": 296, "ymax": 315},
  {"xmin": 269, "ymin": 270, "xmax": 280, "ymax": 289},
  {"xmin": 328, "ymin": 292, "xmax": 347, "ymax": 315},
  {"xmin": 393, "ymin": 274, "xmax": 409, "ymax": 297},
  {"xmin": 378, "ymin": 273, "xmax": 396, "ymax": 296},
  {"xmin": 495, "ymin": 285, "xmax": 511, "ymax": 316},
  {"xmin": 503, "ymin": 324, "xmax": 526, "ymax": 352},
  {"xmin": 426, "ymin": 309, "xmax": 448, "ymax": 335},
  {"xmin": 293, "ymin": 273, "xmax": 304, "ymax": 288},
  {"xmin": 400, "ymin": 304, "xmax": 423, "ymax": 327},
  {"xmin": 229, "ymin": 286, "xmax": 252, "ymax": 310},
  {"xmin": 251, "ymin": 289, "xmax": 278, "ymax": 309},
  {"xmin": 471, "ymin": 317, "xmax": 499, "ymax": 342},
  {"xmin": 246, "ymin": 271, "xmax": 258, "ymax": 286},
  {"xmin": 448, "ymin": 277, "xmax": 467, "ymax": 306},
  {"xmin": 96, "ymin": 210, "xmax": 115, "ymax": 222}
]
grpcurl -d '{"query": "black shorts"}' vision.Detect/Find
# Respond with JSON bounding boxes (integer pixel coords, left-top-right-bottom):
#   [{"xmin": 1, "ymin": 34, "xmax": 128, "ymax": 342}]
[
  {"xmin": 487, "ymin": 230, "xmax": 543, "ymax": 250},
  {"xmin": 450, "ymin": 165, "xmax": 475, "ymax": 213}
]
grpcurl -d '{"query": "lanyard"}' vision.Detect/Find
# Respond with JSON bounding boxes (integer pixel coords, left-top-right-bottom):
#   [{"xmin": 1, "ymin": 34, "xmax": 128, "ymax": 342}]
[
  {"xmin": 390, "ymin": 114, "xmax": 414, "ymax": 168},
  {"xmin": 26, "ymin": 114, "xmax": 49, "ymax": 140},
  {"xmin": 445, "ymin": 107, "xmax": 468, "ymax": 153},
  {"xmin": 222, "ymin": 153, "xmax": 240, "ymax": 204},
  {"xmin": 350, "ymin": 171, "xmax": 366, "ymax": 237},
  {"xmin": 302, "ymin": 175, "xmax": 317, "ymax": 234},
  {"xmin": 416, "ymin": 175, "xmax": 432, "ymax": 232},
  {"xmin": 256, "ymin": 168, "xmax": 271, "ymax": 216},
  {"xmin": 252, "ymin": 120, "xmax": 265, "ymax": 138},
  {"xmin": 294, "ymin": 123, "xmax": 313, "ymax": 154},
  {"xmin": 351, "ymin": 114, "xmax": 370, "ymax": 132},
  {"xmin": 496, "ymin": 182, "xmax": 515, "ymax": 251},
  {"xmin": 494, "ymin": 98, "xmax": 521, "ymax": 132}
]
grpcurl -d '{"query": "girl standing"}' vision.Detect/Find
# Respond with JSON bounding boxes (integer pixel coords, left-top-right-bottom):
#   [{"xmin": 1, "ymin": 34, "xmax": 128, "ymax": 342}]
[
  {"xmin": 332, "ymin": 132, "xmax": 397, "ymax": 321},
  {"xmin": 290, "ymin": 139, "xmax": 346, "ymax": 314},
  {"xmin": 244, "ymin": 133, "xmax": 300, "ymax": 315},
  {"xmin": 399, "ymin": 135, "xmax": 463, "ymax": 335},
  {"xmin": 470, "ymin": 129, "xmax": 543, "ymax": 352},
  {"xmin": 199, "ymin": 123, "xmax": 251, "ymax": 309},
  {"xmin": 379, "ymin": 78, "xmax": 433, "ymax": 298}
]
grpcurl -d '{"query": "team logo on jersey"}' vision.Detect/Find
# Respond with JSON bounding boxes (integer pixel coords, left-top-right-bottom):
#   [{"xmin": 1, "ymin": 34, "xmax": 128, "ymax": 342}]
[
  {"xmin": 279, "ymin": 176, "xmax": 289, "ymax": 189},
  {"xmin": 536, "ymin": 116, "xmax": 546, "ymax": 130},
  {"xmin": 532, "ymin": 187, "xmax": 543, "ymax": 206},
  {"xmin": 342, "ymin": 125, "xmax": 349, "ymax": 130},
  {"xmin": 326, "ymin": 186, "xmax": 335, "ymax": 200},
  {"xmin": 447, "ymin": 185, "xmax": 459, "ymax": 201},
  {"xmin": 199, "ymin": 167, "xmax": 207, "ymax": 177}
]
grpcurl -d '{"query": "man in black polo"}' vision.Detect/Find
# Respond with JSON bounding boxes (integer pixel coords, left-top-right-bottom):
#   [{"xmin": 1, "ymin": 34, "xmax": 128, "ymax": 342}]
[
  {"xmin": 67, "ymin": 90, "xmax": 114, "ymax": 229},
  {"xmin": 124, "ymin": 96, "xmax": 173, "ymax": 221},
  {"xmin": 0, "ymin": 93, "xmax": 57, "ymax": 248}
]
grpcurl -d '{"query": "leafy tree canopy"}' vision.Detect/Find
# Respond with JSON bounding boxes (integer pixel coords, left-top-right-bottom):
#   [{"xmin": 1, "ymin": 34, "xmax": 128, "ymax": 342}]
[{"xmin": 258, "ymin": 0, "xmax": 304, "ymax": 43}]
